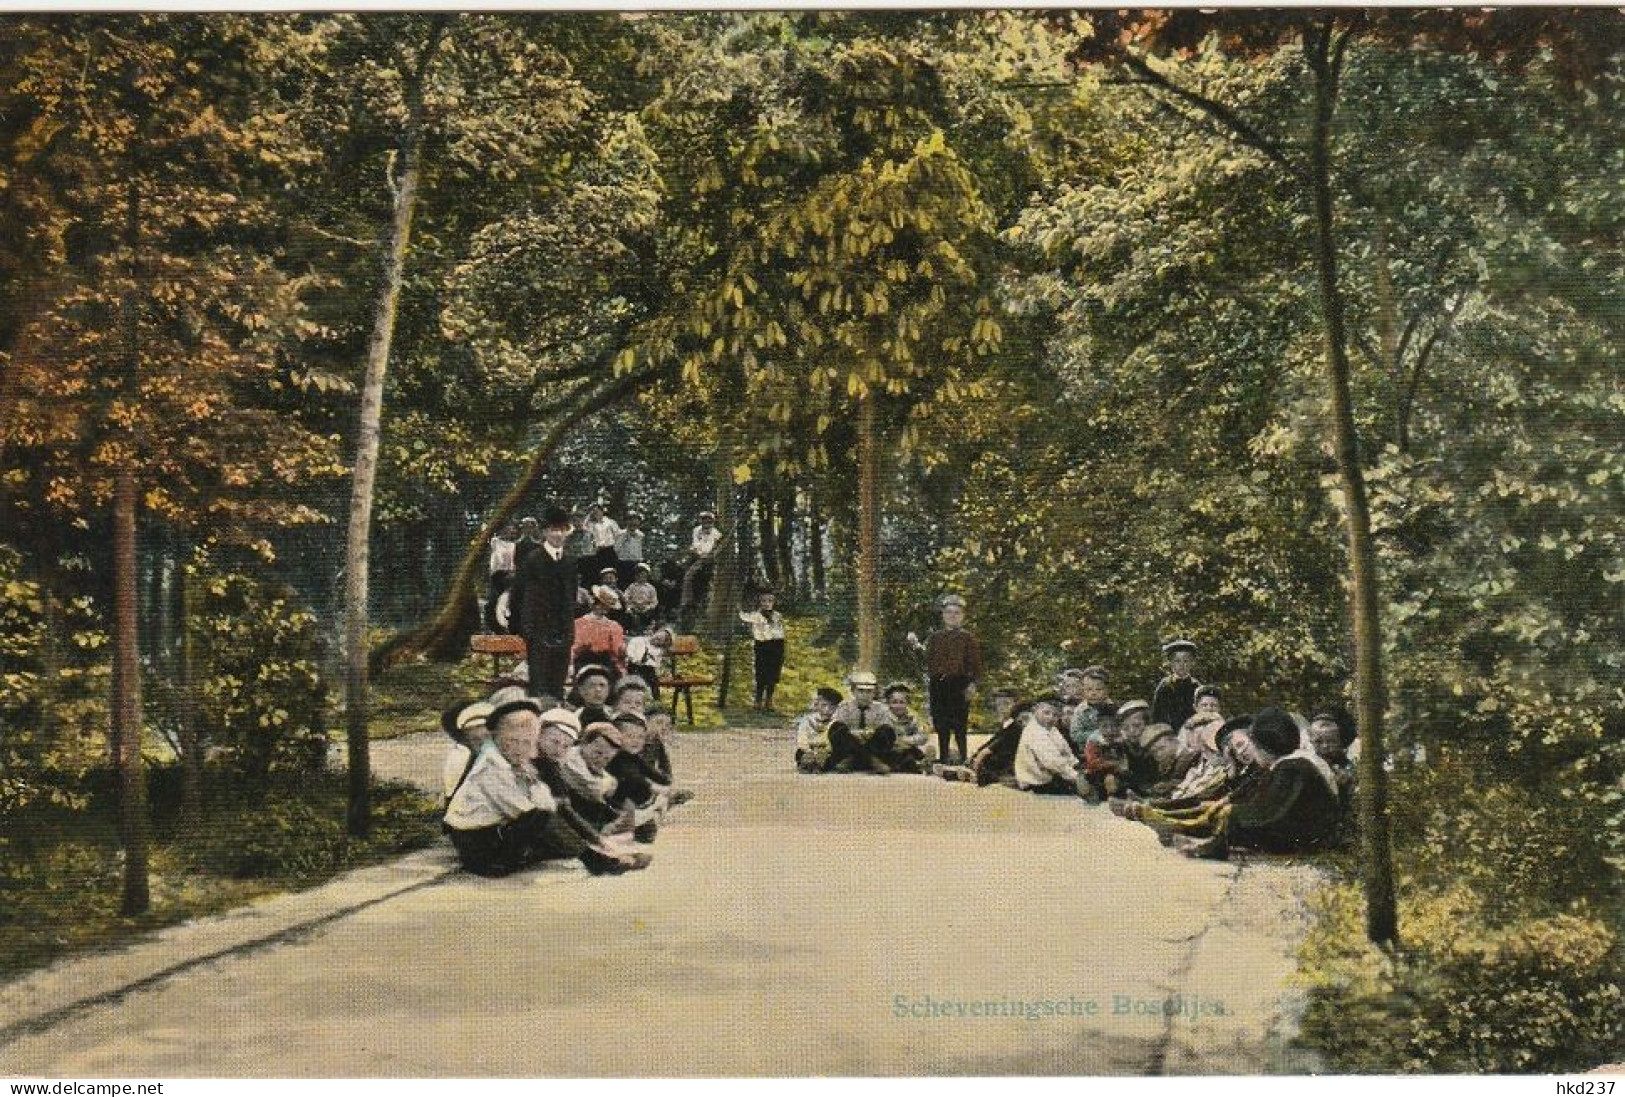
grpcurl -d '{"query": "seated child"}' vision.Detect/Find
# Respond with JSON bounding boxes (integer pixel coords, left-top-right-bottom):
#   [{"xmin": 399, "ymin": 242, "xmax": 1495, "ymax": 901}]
[
  {"xmin": 1067, "ymin": 666, "xmax": 1116, "ymax": 758},
  {"xmin": 884, "ymin": 681, "xmax": 934, "ymax": 773},
  {"xmin": 941, "ymin": 689, "xmax": 1021, "ymax": 785},
  {"xmin": 444, "ymin": 698, "xmax": 648, "ymax": 877},
  {"xmin": 1084, "ymin": 699, "xmax": 1149, "ymax": 800},
  {"xmin": 562, "ymin": 722, "xmax": 668, "ymax": 841},
  {"xmin": 530, "ymin": 706, "xmax": 650, "ymax": 875},
  {"xmin": 1013, "ymin": 695, "xmax": 1086, "ymax": 796},
  {"xmin": 642, "ymin": 704, "xmax": 679, "ymax": 786},
  {"xmin": 612, "ymin": 676, "xmax": 649, "ymax": 718},
  {"xmin": 794, "ymin": 687, "xmax": 843, "ymax": 774},
  {"xmin": 439, "ymin": 699, "xmax": 493, "ymax": 809},
  {"xmin": 1128, "ymin": 721, "xmax": 1183, "ymax": 797},
  {"xmin": 824, "ymin": 671, "xmax": 899, "ymax": 775},
  {"xmin": 1308, "ymin": 707, "xmax": 1358, "ymax": 835},
  {"xmin": 569, "ymin": 664, "xmax": 616, "ymax": 726}
]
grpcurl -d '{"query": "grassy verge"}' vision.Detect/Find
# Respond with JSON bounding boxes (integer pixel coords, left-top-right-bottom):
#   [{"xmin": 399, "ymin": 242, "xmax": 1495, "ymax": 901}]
[
  {"xmin": 368, "ymin": 655, "xmax": 490, "ymax": 740},
  {"xmin": 1290, "ymin": 764, "xmax": 1623, "ymax": 1072},
  {"xmin": 0, "ymin": 767, "xmax": 440, "ymax": 980},
  {"xmin": 671, "ymin": 614, "xmax": 852, "ymax": 731}
]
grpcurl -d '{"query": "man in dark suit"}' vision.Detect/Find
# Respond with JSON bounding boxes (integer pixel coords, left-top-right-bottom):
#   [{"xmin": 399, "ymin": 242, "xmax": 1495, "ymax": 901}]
[{"xmin": 509, "ymin": 506, "xmax": 578, "ymax": 700}]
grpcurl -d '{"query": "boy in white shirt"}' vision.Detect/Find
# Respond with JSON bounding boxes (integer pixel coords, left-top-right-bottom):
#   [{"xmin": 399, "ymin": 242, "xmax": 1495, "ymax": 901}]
[
  {"xmin": 443, "ymin": 699, "xmax": 570, "ymax": 876},
  {"xmin": 738, "ymin": 590, "xmax": 788, "ymax": 712},
  {"xmin": 1014, "ymin": 694, "xmax": 1087, "ymax": 796}
]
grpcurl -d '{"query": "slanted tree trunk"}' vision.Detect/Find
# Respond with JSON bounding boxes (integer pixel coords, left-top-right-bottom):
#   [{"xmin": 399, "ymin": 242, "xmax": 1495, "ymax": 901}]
[
  {"xmin": 856, "ymin": 393, "xmax": 880, "ymax": 671},
  {"xmin": 343, "ymin": 22, "xmax": 445, "ymax": 839},
  {"xmin": 1308, "ymin": 22, "xmax": 1397, "ymax": 947},
  {"xmin": 368, "ymin": 368, "xmax": 653, "ymax": 672}
]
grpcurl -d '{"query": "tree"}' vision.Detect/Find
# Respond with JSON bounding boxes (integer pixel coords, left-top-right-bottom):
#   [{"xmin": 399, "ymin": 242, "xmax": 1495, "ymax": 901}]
[
  {"xmin": 626, "ymin": 13, "xmax": 1037, "ymax": 670},
  {"xmin": 2, "ymin": 14, "xmax": 338, "ymax": 911},
  {"xmin": 339, "ymin": 15, "xmax": 447, "ymax": 839},
  {"xmin": 1063, "ymin": 7, "xmax": 1620, "ymax": 946}
]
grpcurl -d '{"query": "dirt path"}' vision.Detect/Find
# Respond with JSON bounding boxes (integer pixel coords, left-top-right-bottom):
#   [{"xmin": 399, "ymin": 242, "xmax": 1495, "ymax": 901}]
[{"xmin": 0, "ymin": 728, "xmax": 1324, "ymax": 1076}]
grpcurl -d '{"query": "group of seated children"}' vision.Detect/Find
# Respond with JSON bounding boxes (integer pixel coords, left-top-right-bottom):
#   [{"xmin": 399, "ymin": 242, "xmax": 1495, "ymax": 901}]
[
  {"xmin": 437, "ymin": 666, "xmax": 695, "ymax": 878},
  {"xmin": 791, "ymin": 639, "xmax": 1359, "ymax": 861}
]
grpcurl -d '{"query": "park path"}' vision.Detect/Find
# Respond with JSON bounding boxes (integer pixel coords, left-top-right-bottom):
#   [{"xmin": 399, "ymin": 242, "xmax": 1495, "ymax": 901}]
[{"xmin": 0, "ymin": 728, "xmax": 1326, "ymax": 1076}]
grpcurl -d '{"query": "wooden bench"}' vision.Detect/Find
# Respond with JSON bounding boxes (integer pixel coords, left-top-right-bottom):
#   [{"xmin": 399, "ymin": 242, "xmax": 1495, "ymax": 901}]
[
  {"xmin": 659, "ymin": 634, "xmax": 714, "ymax": 726},
  {"xmin": 470, "ymin": 633, "xmax": 526, "ymax": 683}
]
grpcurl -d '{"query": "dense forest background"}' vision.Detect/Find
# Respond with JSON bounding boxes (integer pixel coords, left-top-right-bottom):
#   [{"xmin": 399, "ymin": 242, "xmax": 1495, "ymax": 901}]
[{"xmin": 1, "ymin": 11, "xmax": 1621, "ymax": 1071}]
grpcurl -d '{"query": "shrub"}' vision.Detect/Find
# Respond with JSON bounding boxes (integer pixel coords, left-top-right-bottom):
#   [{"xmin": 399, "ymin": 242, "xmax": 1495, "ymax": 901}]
[
  {"xmin": 1298, "ymin": 883, "xmax": 1623, "ymax": 1073},
  {"xmin": 184, "ymin": 548, "xmax": 331, "ymax": 791},
  {"xmin": 0, "ymin": 544, "xmax": 109, "ymax": 837},
  {"xmin": 1393, "ymin": 756, "xmax": 1619, "ymax": 918},
  {"xmin": 184, "ymin": 777, "xmax": 439, "ymax": 881}
]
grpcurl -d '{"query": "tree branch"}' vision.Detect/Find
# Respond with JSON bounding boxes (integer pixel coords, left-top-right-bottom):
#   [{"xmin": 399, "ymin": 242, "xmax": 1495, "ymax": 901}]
[
  {"xmin": 369, "ymin": 359, "xmax": 670, "ymax": 670},
  {"xmin": 305, "ymin": 223, "xmax": 378, "ymax": 249},
  {"xmin": 1121, "ymin": 51, "xmax": 1298, "ymax": 176},
  {"xmin": 1397, "ymin": 288, "xmax": 1471, "ymax": 453}
]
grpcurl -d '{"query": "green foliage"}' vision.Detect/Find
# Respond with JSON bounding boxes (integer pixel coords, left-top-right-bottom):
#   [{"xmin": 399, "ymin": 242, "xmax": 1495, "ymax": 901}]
[
  {"xmin": 0, "ymin": 839, "xmax": 125, "ymax": 964},
  {"xmin": 184, "ymin": 779, "xmax": 438, "ymax": 881},
  {"xmin": 0, "ymin": 544, "xmax": 109, "ymax": 829},
  {"xmin": 369, "ymin": 651, "xmax": 489, "ymax": 740},
  {"xmin": 183, "ymin": 549, "xmax": 331, "ymax": 790},
  {"xmin": 0, "ymin": 772, "xmax": 439, "ymax": 977},
  {"xmin": 1298, "ymin": 883, "xmax": 1622, "ymax": 1073},
  {"xmin": 1393, "ymin": 751, "xmax": 1616, "ymax": 904}
]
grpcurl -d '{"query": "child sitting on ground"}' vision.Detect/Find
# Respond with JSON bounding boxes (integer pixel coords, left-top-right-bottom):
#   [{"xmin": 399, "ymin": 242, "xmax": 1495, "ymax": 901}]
[
  {"xmin": 1083, "ymin": 699, "xmax": 1148, "ymax": 801},
  {"xmin": 794, "ymin": 687, "xmax": 843, "ymax": 774},
  {"xmin": 1014, "ymin": 695, "xmax": 1086, "ymax": 796},
  {"xmin": 884, "ymin": 681, "xmax": 934, "ymax": 773},
  {"xmin": 939, "ymin": 689, "xmax": 1022, "ymax": 785}
]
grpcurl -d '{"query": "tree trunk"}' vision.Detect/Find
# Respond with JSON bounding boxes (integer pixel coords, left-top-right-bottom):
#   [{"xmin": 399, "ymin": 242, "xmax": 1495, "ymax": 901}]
[
  {"xmin": 175, "ymin": 546, "xmax": 202, "ymax": 832},
  {"xmin": 1309, "ymin": 23, "xmax": 1398, "ymax": 948},
  {"xmin": 756, "ymin": 489, "xmax": 779, "ymax": 586},
  {"xmin": 776, "ymin": 490, "xmax": 796, "ymax": 599},
  {"xmin": 110, "ymin": 152, "xmax": 152, "ymax": 917},
  {"xmin": 716, "ymin": 645, "xmax": 734, "ymax": 711},
  {"xmin": 343, "ymin": 22, "xmax": 444, "ymax": 840},
  {"xmin": 809, "ymin": 498, "xmax": 826, "ymax": 601},
  {"xmin": 703, "ymin": 451, "xmax": 743, "ymax": 642},
  {"xmin": 856, "ymin": 393, "xmax": 880, "ymax": 671},
  {"xmin": 368, "ymin": 368, "xmax": 652, "ymax": 672},
  {"xmin": 112, "ymin": 468, "xmax": 150, "ymax": 916}
]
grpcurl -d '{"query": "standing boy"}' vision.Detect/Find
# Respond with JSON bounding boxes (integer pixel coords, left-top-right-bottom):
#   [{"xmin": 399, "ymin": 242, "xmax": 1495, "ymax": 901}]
[
  {"xmin": 906, "ymin": 594, "xmax": 984, "ymax": 765},
  {"xmin": 1151, "ymin": 639, "xmax": 1203, "ymax": 731},
  {"xmin": 739, "ymin": 589, "xmax": 788, "ymax": 713}
]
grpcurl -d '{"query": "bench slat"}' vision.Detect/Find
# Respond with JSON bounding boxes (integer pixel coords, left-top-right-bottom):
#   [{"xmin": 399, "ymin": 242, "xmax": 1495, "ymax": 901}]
[{"xmin": 470, "ymin": 634, "xmax": 526, "ymax": 656}]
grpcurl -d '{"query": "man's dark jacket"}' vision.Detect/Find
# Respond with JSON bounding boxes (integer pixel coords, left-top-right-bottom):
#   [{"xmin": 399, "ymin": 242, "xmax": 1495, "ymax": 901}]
[{"xmin": 510, "ymin": 546, "xmax": 576, "ymax": 650}]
